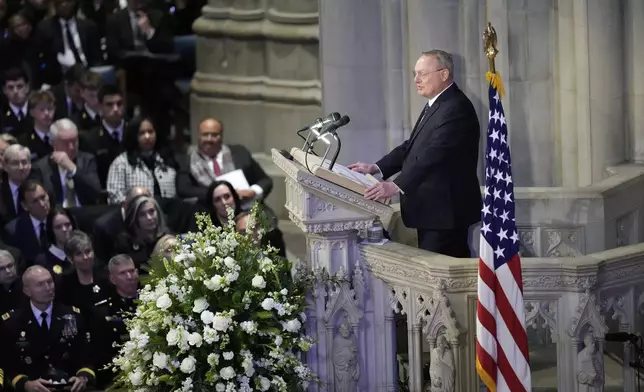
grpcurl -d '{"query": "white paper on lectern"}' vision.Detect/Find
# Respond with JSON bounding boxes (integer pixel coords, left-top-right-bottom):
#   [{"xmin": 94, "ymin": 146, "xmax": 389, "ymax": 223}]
[
  {"xmin": 216, "ymin": 169, "xmax": 250, "ymax": 189},
  {"xmin": 330, "ymin": 164, "xmax": 379, "ymax": 188}
]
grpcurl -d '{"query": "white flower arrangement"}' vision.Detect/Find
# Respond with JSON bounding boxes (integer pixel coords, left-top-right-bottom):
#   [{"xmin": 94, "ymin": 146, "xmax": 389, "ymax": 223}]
[{"xmin": 109, "ymin": 207, "xmax": 318, "ymax": 392}]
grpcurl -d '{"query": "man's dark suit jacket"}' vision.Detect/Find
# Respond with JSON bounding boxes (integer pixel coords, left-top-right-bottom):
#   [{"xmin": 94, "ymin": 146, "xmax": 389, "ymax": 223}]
[
  {"xmin": 92, "ymin": 205, "xmax": 123, "ymax": 262},
  {"xmin": 4, "ymin": 214, "xmax": 44, "ymax": 265},
  {"xmin": 80, "ymin": 124, "xmax": 125, "ymax": 188},
  {"xmin": 0, "ymin": 103, "xmax": 32, "ymax": 137},
  {"xmin": 376, "ymin": 83, "xmax": 482, "ymax": 230},
  {"xmin": 36, "ymin": 16, "xmax": 102, "ymax": 69},
  {"xmin": 33, "ymin": 151, "xmax": 102, "ymax": 206},
  {"xmin": 71, "ymin": 108, "xmax": 101, "ymax": 132},
  {"xmin": 0, "ymin": 171, "xmax": 42, "ymax": 229},
  {"xmin": 18, "ymin": 129, "xmax": 54, "ymax": 161},
  {"xmin": 51, "ymin": 84, "xmax": 83, "ymax": 121},
  {"xmin": 105, "ymin": 8, "xmax": 174, "ymax": 65},
  {"xmin": 175, "ymin": 145, "xmax": 274, "ymax": 201}
]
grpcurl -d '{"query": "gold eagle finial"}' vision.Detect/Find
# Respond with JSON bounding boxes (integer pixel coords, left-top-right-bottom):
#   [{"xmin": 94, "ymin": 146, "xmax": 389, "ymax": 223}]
[{"xmin": 483, "ymin": 22, "xmax": 498, "ymax": 73}]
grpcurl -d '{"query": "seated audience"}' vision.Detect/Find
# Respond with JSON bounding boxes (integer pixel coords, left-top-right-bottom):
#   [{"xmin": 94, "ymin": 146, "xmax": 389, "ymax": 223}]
[
  {"xmin": 34, "ymin": 118, "xmax": 102, "ymax": 206},
  {"xmin": 93, "ymin": 253, "xmax": 139, "ymax": 388},
  {"xmin": 78, "ymin": 0, "xmax": 119, "ymax": 39},
  {"xmin": 71, "ymin": 70, "xmax": 103, "ymax": 131},
  {"xmin": 0, "ymin": 265, "xmax": 95, "ymax": 392},
  {"xmin": 81, "ymin": 84, "xmax": 126, "ymax": 188},
  {"xmin": 4, "ymin": 179, "xmax": 52, "ymax": 264},
  {"xmin": 113, "ymin": 194, "xmax": 168, "ymax": 271},
  {"xmin": 0, "ymin": 13, "xmax": 61, "ymax": 89},
  {"xmin": 34, "ymin": 205, "xmax": 76, "ymax": 276},
  {"xmin": 0, "ymin": 133, "xmax": 18, "ymax": 164},
  {"xmin": 177, "ymin": 118, "xmax": 273, "ymax": 210},
  {"xmin": 0, "ymin": 249, "xmax": 26, "ymax": 314},
  {"xmin": 22, "ymin": 0, "xmax": 53, "ymax": 26},
  {"xmin": 106, "ymin": 115, "xmax": 177, "ymax": 204},
  {"xmin": 51, "ymin": 63, "xmax": 85, "ymax": 120},
  {"xmin": 37, "ymin": 0, "xmax": 101, "ymax": 72},
  {"xmin": 59, "ymin": 230, "xmax": 109, "ymax": 322},
  {"xmin": 0, "ymin": 144, "xmax": 36, "ymax": 225},
  {"xmin": 92, "ymin": 185, "xmax": 150, "ymax": 261},
  {"xmin": 203, "ymin": 180, "xmax": 287, "ymax": 257},
  {"xmin": 1, "ymin": 68, "xmax": 32, "ymax": 136},
  {"xmin": 18, "ymin": 90, "xmax": 55, "ymax": 161}
]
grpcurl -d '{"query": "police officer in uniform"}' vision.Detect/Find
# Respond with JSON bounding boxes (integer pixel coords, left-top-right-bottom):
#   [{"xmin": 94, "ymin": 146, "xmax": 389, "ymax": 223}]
[
  {"xmin": 0, "ymin": 266, "xmax": 94, "ymax": 392},
  {"xmin": 92, "ymin": 254, "xmax": 139, "ymax": 388}
]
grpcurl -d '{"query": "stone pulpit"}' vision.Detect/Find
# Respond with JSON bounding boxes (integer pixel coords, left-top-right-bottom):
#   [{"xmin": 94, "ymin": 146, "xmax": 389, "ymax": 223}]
[{"xmin": 271, "ymin": 148, "xmax": 398, "ymax": 391}]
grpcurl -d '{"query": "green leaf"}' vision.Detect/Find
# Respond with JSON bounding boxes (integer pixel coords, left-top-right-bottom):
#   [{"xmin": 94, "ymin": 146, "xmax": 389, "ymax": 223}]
[{"xmin": 255, "ymin": 311, "xmax": 273, "ymax": 319}]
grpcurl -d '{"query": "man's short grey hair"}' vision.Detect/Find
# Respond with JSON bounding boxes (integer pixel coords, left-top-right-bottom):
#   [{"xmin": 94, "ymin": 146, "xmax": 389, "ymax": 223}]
[
  {"xmin": 50, "ymin": 118, "xmax": 78, "ymax": 140},
  {"xmin": 0, "ymin": 249, "xmax": 15, "ymax": 264},
  {"xmin": 3, "ymin": 143, "xmax": 31, "ymax": 162},
  {"xmin": 421, "ymin": 50, "xmax": 454, "ymax": 80},
  {"xmin": 108, "ymin": 254, "xmax": 134, "ymax": 274},
  {"xmin": 64, "ymin": 230, "xmax": 93, "ymax": 258}
]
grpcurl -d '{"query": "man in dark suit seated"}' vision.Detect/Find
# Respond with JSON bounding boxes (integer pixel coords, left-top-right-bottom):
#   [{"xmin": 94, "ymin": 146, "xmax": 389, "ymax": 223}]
[
  {"xmin": 36, "ymin": 0, "xmax": 101, "ymax": 72},
  {"xmin": 4, "ymin": 180, "xmax": 51, "ymax": 264},
  {"xmin": 0, "ymin": 248, "xmax": 27, "ymax": 314},
  {"xmin": 1, "ymin": 68, "xmax": 32, "ymax": 137},
  {"xmin": 92, "ymin": 186, "xmax": 150, "ymax": 261},
  {"xmin": 349, "ymin": 50, "xmax": 482, "ymax": 257},
  {"xmin": 18, "ymin": 90, "xmax": 55, "ymax": 161},
  {"xmin": 34, "ymin": 118, "xmax": 102, "ymax": 207},
  {"xmin": 80, "ymin": 84, "xmax": 126, "ymax": 188},
  {"xmin": 50, "ymin": 64, "xmax": 85, "ymax": 121},
  {"xmin": 0, "ymin": 144, "xmax": 39, "ymax": 227},
  {"xmin": 176, "ymin": 118, "xmax": 273, "ymax": 209}
]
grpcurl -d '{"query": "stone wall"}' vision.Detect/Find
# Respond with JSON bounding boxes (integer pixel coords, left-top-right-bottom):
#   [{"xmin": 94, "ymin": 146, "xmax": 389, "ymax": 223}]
[{"xmin": 191, "ymin": 0, "xmax": 322, "ymax": 153}]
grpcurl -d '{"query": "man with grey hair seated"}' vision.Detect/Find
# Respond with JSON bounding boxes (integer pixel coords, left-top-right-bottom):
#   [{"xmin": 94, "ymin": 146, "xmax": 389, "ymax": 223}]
[
  {"xmin": 33, "ymin": 118, "xmax": 102, "ymax": 207},
  {"xmin": 0, "ymin": 249, "xmax": 26, "ymax": 314},
  {"xmin": 0, "ymin": 144, "xmax": 37, "ymax": 224},
  {"xmin": 93, "ymin": 253, "xmax": 139, "ymax": 388}
]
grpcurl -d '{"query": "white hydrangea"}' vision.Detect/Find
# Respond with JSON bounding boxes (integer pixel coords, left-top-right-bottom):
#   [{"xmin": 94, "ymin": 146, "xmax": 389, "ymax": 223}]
[{"xmin": 240, "ymin": 321, "xmax": 257, "ymax": 335}]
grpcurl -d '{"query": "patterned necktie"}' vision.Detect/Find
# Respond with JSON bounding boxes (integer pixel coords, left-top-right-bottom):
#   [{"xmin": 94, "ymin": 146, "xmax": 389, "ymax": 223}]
[
  {"xmin": 65, "ymin": 177, "xmax": 78, "ymax": 208},
  {"xmin": 213, "ymin": 158, "xmax": 222, "ymax": 177},
  {"xmin": 40, "ymin": 312, "xmax": 48, "ymax": 333}
]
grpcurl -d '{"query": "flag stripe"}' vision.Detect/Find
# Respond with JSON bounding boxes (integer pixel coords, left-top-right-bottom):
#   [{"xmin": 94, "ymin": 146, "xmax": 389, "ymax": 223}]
[{"xmin": 476, "ymin": 80, "xmax": 531, "ymax": 392}]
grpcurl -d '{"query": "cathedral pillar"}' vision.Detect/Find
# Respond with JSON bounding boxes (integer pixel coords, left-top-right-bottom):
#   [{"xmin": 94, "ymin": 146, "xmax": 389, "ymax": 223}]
[{"xmin": 625, "ymin": 0, "xmax": 644, "ymax": 163}]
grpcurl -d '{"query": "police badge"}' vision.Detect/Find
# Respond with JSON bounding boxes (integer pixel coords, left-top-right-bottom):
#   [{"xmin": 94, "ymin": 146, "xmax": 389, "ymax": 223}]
[{"xmin": 62, "ymin": 315, "xmax": 78, "ymax": 339}]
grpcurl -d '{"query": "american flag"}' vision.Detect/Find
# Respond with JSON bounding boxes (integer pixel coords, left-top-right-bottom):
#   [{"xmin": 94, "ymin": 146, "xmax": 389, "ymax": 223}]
[{"xmin": 475, "ymin": 81, "xmax": 531, "ymax": 392}]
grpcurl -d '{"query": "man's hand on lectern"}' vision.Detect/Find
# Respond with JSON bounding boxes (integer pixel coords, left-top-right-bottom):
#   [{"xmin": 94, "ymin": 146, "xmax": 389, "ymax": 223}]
[
  {"xmin": 365, "ymin": 181, "xmax": 399, "ymax": 200},
  {"xmin": 348, "ymin": 162, "xmax": 379, "ymax": 174}
]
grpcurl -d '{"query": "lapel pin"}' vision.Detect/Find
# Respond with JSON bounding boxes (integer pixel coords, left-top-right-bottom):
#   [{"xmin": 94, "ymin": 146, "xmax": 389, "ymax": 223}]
[{"xmin": 53, "ymin": 265, "xmax": 62, "ymax": 274}]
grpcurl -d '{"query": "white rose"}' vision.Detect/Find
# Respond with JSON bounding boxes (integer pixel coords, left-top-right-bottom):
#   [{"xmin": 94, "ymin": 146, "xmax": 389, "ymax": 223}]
[
  {"xmin": 219, "ymin": 366, "xmax": 236, "ymax": 380},
  {"xmin": 180, "ymin": 356, "xmax": 196, "ymax": 374},
  {"xmin": 212, "ymin": 315, "xmax": 230, "ymax": 331},
  {"xmin": 207, "ymin": 353, "xmax": 219, "ymax": 366},
  {"xmin": 258, "ymin": 376, "xmax": 271, "ymax": 391},
  {"xmin": 261, "ymin": 298, "xmax": 275, "ymax": 310},
  {"xmin": 188, "ymin": 332, "xmax": 203, "ymax": 347},
  {"xmin": 223, "ymin": 256, "xmax": 236, "ymax": 268},
  {"xmin": 204, "ymin": 275, "xmax": 223, "ymax": 291},
  {"xmin": 201, "ymin": 310, "xmax": 215, "ymax": 325},
  {"xmin": 251, "ymin": 275, "xmax": 266, "ymax": 289},
  {"xmin": 193, "ymin": 297, "xmax": 209, "ymax": 313},
  {"xmin": 156, "ymin": 293, "xmax": 172, "ymax": 310},
  {"xmin": 282, "ymin": 319, "xmax": 302, "ymax": 333},
  {"xmin": 223, "ymin": 351, "xmax": 234, "ymax": 360},
  {"xmin": 280, "ymin": 288, "xmax": 288, "ymax": 295},
  {"xmin": 166, "ymin": 328, "xmax": 180, "ymax": 346},
  {"xmin": 152, "ymin": 352, "xmax": 168, "ymax": 369},
  {"xmin": 215, "ymin": 383, "xmax": 226, "ymax": 392},
  {"xmin": 129, "ymin": 369, "xmax": 143, "ymax": 386}
]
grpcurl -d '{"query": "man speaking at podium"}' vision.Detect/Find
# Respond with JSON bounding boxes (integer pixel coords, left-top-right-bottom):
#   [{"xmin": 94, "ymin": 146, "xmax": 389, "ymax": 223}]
[{"xmin": 349, "ymin": 50, "xmax": 481, "ymax": 257}]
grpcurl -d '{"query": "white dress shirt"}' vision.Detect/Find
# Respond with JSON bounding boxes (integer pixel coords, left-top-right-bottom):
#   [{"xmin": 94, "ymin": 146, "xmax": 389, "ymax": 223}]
[
  {"xmin": 58, "ymin": 17, "xmax": 88, "ymax": 67},
  {"xmin": 9, "ymin": 103, "xmax": 28, "ymax": 119},
  {"xmin": 31, "ymin": 301, "xmax": 53, "ymax": 328},
  {"xmin": 9, "ymin": 181, "xmax": 20, "ymax": 212},
  {"xmin": 84, "ymin": 105, "xmax": 99, "ymax": 120},
  {"xmin": 30, "ymin": 215, "xmax": 46, "ymax": 242},
  {"xmin": 103, "ymin": 120, "xmax": 124, "ymax": 142},
  {"xmin": 58, "ymin": 165, "xmax": 81, "ymax": 207},
  {"xmin": 209, "ymin": 149, "xmax": 264, "ymax": 201}
]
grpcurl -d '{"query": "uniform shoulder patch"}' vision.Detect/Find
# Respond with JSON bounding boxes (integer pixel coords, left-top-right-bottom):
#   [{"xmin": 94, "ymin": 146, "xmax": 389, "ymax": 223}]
[
  {"xmin": 72, "ymin": 306, "xmax": 81, "ymax": 314},
  {"xmin": 1, "ymin": 312, "xmax": 9, "ymax": 320}
]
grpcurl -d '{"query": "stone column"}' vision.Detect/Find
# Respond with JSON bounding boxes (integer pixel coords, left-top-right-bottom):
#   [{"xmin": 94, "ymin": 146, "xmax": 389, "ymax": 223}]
[
  {"xmin": 318, "ymin": 0, "xmax": 388, "ymax": 164},
  {"xmin": 625, "ymin": 0, "xmax": 644, "ymax": 163}
]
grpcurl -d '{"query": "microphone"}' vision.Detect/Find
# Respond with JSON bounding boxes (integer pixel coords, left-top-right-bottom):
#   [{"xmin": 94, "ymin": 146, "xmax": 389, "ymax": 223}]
[
  {"xmin": 323, "ymin": 115, "xmax": 351, "ymax": 135},
  {"xmin": 297, "ymin": 112, "xmax": 341, "ymax": 134},
  {"xmin": 605, "ymin": 332, "xmax": 640, "ymax": 343}
]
